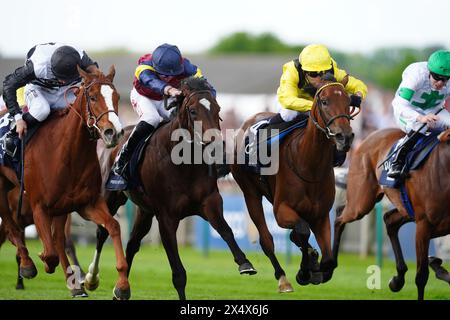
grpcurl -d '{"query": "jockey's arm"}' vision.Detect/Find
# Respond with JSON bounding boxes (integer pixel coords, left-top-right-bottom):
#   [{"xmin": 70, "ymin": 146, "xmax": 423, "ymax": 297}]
[
  {"xmin": 277, "ymin": 62, "xmax": 313, "ymax": 112},
  {"xmin": 2, "ymin": 60, "xmax": 36, "ymax": 120},
  {"xmin": 138, "ymin": 68, "xmax": 168, "ymax": 95}
]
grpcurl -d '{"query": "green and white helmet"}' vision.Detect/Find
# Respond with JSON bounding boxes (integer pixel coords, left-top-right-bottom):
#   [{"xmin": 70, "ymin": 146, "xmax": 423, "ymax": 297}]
[{"xmin": 427, "ymin": 50, "xmax": 450, "ymax": 77}]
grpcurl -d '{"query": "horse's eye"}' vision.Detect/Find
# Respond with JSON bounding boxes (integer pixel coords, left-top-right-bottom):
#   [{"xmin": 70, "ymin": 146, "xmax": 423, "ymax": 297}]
[
  {"xmin": 90, "ymin": 96, "xmax": 97, "ymax": 103},
  {"xmin": 189, "ymin": 109, "xmax": 197, "ymax": 116},
  {"xmin": 321, "ymin": 99, "xmax": 328, "ymax": 106}
]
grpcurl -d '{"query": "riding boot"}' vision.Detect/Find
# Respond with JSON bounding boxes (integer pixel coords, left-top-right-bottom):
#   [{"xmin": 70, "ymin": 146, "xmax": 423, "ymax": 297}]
[
  {"xmin": 107, "ymin": 121, "xmax": 154, "ymax": 190},
  {"xmin": 387, "ymin": 130, "xmax": 423, "ymax": 179},
  {"xmin": 4, "ymin": 113, "xmax": 40, "ymax": 157}
]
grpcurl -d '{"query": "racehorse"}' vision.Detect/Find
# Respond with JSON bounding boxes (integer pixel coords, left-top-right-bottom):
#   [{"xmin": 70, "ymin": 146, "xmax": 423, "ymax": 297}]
[
  {"xmin": 84, "ymin": 76, "xmax": 256, "ymax": 300},
  {"xmin": 231, "ymin": 77, "xmax": 357, "ymax": 292},
  {"xmin": 332, "ymin": 128, "xmax": 450, "ymax": 300},
  {"xmin": 0, "ymin": 187, "xmax": 85, "ymax": 291},
  {"xmin": 0, "ymin": 66, "xmax": 131, "ymax": 299}
]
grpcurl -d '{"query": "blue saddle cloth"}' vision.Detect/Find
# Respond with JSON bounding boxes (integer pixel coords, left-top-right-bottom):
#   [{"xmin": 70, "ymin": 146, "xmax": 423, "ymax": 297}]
[
  {"xmin": 379, "ymin": 130, "xmax": 441, "ymax": 217},
  {"xmin": 0, "ymin": 115, "xmax": 21, "ymax": 177},
  {"xmin": 243, "ymin": 116, "xmax": 309, "ymax": 174}
]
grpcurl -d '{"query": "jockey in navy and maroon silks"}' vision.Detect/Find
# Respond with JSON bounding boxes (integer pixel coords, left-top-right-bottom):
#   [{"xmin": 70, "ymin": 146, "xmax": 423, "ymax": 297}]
[{"xmin": 107, "ymin": 43, "xmax": 216, "ymax": 190}]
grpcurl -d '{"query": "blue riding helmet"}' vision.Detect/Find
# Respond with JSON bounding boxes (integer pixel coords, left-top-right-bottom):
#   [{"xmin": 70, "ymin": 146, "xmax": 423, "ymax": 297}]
[{"xmin": 152, "ymin": 44, "xmax": 184, "ymax": 76}]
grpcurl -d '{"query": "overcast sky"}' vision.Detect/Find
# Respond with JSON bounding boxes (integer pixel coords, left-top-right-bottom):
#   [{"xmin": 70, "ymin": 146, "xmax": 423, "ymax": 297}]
[{"xmin": 1, "ymin": 0, "xmax": 448, "ymax": 57}]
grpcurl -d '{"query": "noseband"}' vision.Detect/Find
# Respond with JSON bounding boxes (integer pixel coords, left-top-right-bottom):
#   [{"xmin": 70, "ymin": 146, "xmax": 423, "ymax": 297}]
[{"xmin": 309, "ymin": 82, "xmax": 359, "ymax": 139}]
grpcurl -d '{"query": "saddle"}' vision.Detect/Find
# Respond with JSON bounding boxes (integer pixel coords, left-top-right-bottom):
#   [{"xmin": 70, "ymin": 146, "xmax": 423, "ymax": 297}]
[
  {"xmin": 243, "ymin": 115, "xmax": 309, "ymax": 174},
  {"xmin": 379, "ymin": 130, "xmax": 442, "ymax": 218}
]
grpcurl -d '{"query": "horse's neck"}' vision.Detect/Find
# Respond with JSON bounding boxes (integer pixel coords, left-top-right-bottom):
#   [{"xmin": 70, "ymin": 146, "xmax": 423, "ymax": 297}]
[{"xmin": 293, "ymin": 118, "xmax": 333, "ymax": 174}]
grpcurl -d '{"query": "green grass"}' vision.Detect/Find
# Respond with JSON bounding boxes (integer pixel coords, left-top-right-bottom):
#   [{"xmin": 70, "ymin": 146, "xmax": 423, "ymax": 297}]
[{"xmin": 0, "ymin": 240, "xmax": 448, "ymax": 300}]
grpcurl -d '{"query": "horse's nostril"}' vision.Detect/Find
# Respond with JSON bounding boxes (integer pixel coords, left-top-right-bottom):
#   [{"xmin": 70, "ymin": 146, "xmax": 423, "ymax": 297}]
[
  {"xmin": 335, "ymin": 133, "xmax": 344, "ymax": 140},
  {"xmin": 104, "ymin": 128, "xmax": 114, "ymax": 138}
]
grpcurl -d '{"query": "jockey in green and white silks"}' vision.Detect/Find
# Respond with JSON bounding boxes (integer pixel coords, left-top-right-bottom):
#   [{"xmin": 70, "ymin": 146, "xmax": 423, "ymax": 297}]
[{"xmin": 388, "ymin": 50, "xmax": 450, "ymax": 178}]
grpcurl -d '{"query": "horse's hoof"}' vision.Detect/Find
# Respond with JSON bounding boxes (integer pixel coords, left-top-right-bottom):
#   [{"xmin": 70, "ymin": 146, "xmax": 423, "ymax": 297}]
[
  {"xmin": 388, "ymin": 276, "xmax": 404, "ymax": 292},
  {"xmin": 20, "ymin": 264, "xmax": 38, "ymax": 279},
  {"xmin": 239, "ymin": 262, "xmax": 257, "ymax": 275},
  {"xmin": 71, "ymin": 285, "xmax": 89, "ymax": 298},
  {"xmin": 296, "ymin": 270, "xmax": 311, "ymax": 286},
  {"xmin": 84, "ymin": 273, "xmax": 99, "ymax": 291},
  {"xmin": 15, "ymin": 283, "xmax": 25, "ymax": 290},
  {"xmin": 310, "ymin": 272, "xmax": 323, "ymax": 285},
  {"xmin": 113, "ymin": 286, "xmax": 131, "ymax": 300},
  {"xmin": 278, "ymin": 283, "xmax": 294, "ymax": 293}
]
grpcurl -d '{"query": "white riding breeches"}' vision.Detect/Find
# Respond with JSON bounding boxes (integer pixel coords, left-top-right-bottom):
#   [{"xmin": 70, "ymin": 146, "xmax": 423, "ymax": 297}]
[
  {"xmin": 130, "ymin": 88, "xmax": 174, "ymax": 127},
  {"xmin": 393, "ymin": 103, "xmax": 450, "ymax": 134},
  {"xmin": 25, "ymin": 84, "xmax": 76, "ymax": 122}
]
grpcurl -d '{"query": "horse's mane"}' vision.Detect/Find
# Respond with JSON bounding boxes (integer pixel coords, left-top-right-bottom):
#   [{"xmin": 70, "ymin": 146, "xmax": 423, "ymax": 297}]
[{"xmin": 181, "ymin": 76, "xmax": 212, "ymax": 92}]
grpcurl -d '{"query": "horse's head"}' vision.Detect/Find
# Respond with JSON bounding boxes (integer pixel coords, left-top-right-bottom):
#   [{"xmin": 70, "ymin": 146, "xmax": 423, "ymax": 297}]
[
  {"xmin": 175, "ymin": 77, "xmax": 221, "ymax": 144},
  {"xmin": 77, "ymin": 65, "xmax": 124, "ymax": 148},
  {"xmin": 310, "ymin": 75, "xmax": 359, "ymax": 152}
]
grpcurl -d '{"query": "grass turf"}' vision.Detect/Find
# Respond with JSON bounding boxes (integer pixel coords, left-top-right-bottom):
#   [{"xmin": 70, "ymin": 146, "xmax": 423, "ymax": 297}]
[{"xmin": 0, "ymin": 239, "xmax": 448, "ymax": 300}]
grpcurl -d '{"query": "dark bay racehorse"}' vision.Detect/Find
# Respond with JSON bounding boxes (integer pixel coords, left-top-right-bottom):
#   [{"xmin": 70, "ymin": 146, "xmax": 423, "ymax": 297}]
[
  {"xmin": 85, "ymin": 77, "xmax": 256, "ymax": 300},
  {"xmin": 0, "ymin": 66, "xmax": 131, "ymax": 299},
  {"xmin": 231, "ymin": 78, "xmax": 357, "ymax": 292},
  {"xmin": 0, "ymin": 188, "xmax": 84, "ymax": 290},
  {"xmin": 333, "ymin": 128, "xmax": 450, "ymax": 300}
]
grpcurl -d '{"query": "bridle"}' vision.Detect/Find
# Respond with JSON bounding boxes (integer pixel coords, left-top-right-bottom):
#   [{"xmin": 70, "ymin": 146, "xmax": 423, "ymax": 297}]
[
  {"xmin": 309, "ymin": 82, "xmax": 360, "ymax": 139},
  {"xmin": 65, "ymin": 79, "xmax": 119, "ymax": 139}
]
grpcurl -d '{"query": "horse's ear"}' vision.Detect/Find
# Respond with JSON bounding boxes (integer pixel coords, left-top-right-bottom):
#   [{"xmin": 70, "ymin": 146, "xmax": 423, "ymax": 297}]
[
  {"xmin": 341, "ymin": 74, "xmax": 349, "ymax": 87},
  {"xmin": 106, "ymin": 65, "xmax": 116, "ymax": 82},
  {"xmin": 77, "ymin": 65, "xmax": 91, "ymax": 81}
]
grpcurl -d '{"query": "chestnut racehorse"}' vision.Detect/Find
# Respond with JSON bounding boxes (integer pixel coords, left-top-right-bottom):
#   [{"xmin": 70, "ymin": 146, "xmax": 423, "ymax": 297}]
[
  {"xmin": 0, "ymin": 66, "xmax": 131, "ymax": 299},
  {"xmin": 85, "ymin": 77, "xmax": 256, "ymax": 300},
  {"xmin": 231, "ymin": 78, "xmax": 357, "ymax": 292},
  {"xmin": 333, "ymin": 128, "xmax": 450, "ymax": 300}
]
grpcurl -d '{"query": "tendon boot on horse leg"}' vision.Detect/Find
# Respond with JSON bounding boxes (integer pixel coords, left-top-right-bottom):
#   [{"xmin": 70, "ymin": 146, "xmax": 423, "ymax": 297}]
[
  {"xmin": 109, "ymin": 121, "xmax": 154, "ymax": 190},
  {"xmin": 388, "ymin": 130, "xmax": 422, "ymax": 179}
]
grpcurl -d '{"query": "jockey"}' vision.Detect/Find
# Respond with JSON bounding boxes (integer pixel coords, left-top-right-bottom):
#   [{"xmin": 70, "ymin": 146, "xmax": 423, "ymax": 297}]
[
  {"xmin": 2, "ymin": 43, "xmax": 99, "ymax": 139},
  {"xmin": 271, "ymin": 44, "xmax": 367, "ymax": 166},
  {"xmin": 108, "ymin": 43, "xmax": 216, "ymax": 190},
  {"xmin": 387, "ymin": 49, "xmax": 450, "ymax": 178},
  {"xmin": 274, "ymin": 44, "xmax": 367, "ymax": 124}
]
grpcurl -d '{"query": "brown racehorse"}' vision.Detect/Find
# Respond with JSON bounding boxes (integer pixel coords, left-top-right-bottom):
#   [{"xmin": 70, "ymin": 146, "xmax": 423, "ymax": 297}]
[
  {"xmin": 84, "ymin": 77, "xmax": 256, "ymax": 300},
  {"xmin": 231, "ymin": 78, "xmax": 357, "ymax": 292},
  {"xmin": 0, "ymin": 66, "xmax": 131, "ymax": 299},
  {"xmin": 333, "ymin": 128, "xmax": 450, "ymax": 300},
  {"xmin": 0, "ymin": 188, "xmax": 85, "ymax": 291}
]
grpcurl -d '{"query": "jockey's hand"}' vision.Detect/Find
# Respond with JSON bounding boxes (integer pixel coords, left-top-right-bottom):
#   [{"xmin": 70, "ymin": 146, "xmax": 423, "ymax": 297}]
[
  {"xmin": 16, "ymin": 118, "xmax": 27, "ymax": 139},
  {"xmin": 417, "ymin": 114, "xmax": 439, "ymax": 128},
  {"xmin": 350, "ymin": 94, "xmax": 362, "ymax": 108},
  {"xmin": 167, "ymin": 87, "xmax": 182, "ymax": 97},
  {"xmin": 164, "ymin": 86, "xmax": 182, "ymax": 97}
]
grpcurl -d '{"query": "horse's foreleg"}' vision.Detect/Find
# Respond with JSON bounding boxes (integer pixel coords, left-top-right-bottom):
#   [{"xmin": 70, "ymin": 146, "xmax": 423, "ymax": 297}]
[
  {"xmin": 79, "ymin": 198, "xmax": 130, "ymax": 300},
  {"xmin": 85, "ymin": 191, "xmax": 125, "ymax": 292},
  {"xmin": 244, "ymin": 194, "xmax": 292, "ymax": 293},
  {"xmin": 288, "ymin": 216, "xmax": 319, "ymax": 286},
  {"xmin": 64, "ymin": 214, "xmax": 86, "ymax": 281},
  {"xmin": 53, "ymin": 214, "xmax": 88, "ymax": 298},
  {"xmin": 158, "ymin": 216, "xmax": 186, "ymax": 300},
  {"xmin": 125, "ymin": 207, "xmax": 153, "ymax": 277},
  {"xmin": 384, "ymin": 209, "xmax": 411, "ymax": 293},
  {"xmin": 311, "ymin": 216, "xmax": 333, "ymax": 283},
  {"xmin": 0, "ymin": 188, "xmax": 36, "ymax": 279},
  {"xmin": 32, "ymin": 206, "xmax": 59, "ymax": 274},
  {"xmin": 415, "ymin": 221, "xmax": 431, "ymax": 300},
  {"xmin": 201, "ymin": 192, "xmax": 257, "ymax": 276}
]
